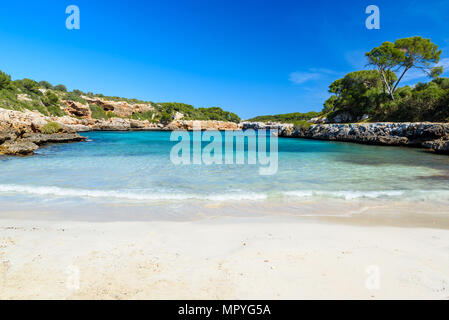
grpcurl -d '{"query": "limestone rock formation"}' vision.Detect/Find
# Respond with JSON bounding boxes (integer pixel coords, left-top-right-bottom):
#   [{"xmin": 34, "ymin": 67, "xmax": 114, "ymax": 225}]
[
  {"xmin": 3, "ymin": 105, "xmax": 449, "ymax": 156},
  {"xmin": 62, "ymin": 100, "xmax": 92, "ymax": 119},
  {"xmin": 22, "ymin": 133, "xmax": 86, "ymax": 145},
  {"xmin": 0, "ymin": 107, "xmax": 87, "ymax": 156},
  {"xmin": 423, "ymin": 139, "xmax": 449, "ymax": 154},
  {"xmin": 277, "ymin": 122, "xmax": 449, "ymax": 149},
  {"xmin": 242, "ymin": 122, "xmax": 293, "ymax": 131},
  {"xmin": 83, "ymin": 96, "xmax": 154, "ymax": 118},
  {"xmin": 166, "ymin": 120, "xmax": 241, "ymax": 131},
  {"xmin": 0, "ymin": 140, "xmax": 39, "ymax": 155}
]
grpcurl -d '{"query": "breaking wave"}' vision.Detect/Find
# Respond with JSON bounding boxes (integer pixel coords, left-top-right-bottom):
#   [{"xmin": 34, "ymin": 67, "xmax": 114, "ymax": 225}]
[{"xmin": 0, "ymin": 184, "xmax": 267, "ymax": 201}]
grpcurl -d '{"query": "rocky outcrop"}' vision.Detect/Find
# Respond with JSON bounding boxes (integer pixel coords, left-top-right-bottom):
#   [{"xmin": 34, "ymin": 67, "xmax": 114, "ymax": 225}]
[
  {"xmin": 22, "ymin": 133, "xmax": 86, "ymax": 145},
  {"xmin": 332, "ymin": 112, "xmax": 353, "ymax": 123},
  {"xmin": 0, "ymin": 108, "xmax": 48, "ymax": 133},
  {"xmin": 173, "ymin": 112, "xmax": 184, "ymax": 121},
  {"xmin": 83, "ymin": 96, "xmax": 154, "ymax": 118},
  {"xmin": 277, "ymin": 122, "xmax": 449, "ymax": 151},
  {"xmin": 0, "ymin": 140, "xmax": 39, "ymax": 155},
  {"xmin": 90, "ymin": 118, "xmax": 161, "ymax": 131},
  {"xmin": 62, "ymin": 100, "xmax": 92, "ymax": 119},
  {"xmin": 0, "ymin": 131, "xmax": 85, "ymax": 156},
  {"xmin": 166, "ymin": 120, "xmax": 242, "ymax": 131},
  {"xmin": 0, "ymin": 108, "xmax": 87, "ymax": 156},
  {"xmin": 4, "ymin": 103, "xmax": 449, "ymax": 156},
  {"xmin": 241, "ymin": 122, "xmax": 293, "ymax": 131},
  {"xmin": 423, "ymin": 139, "xmax": 449, "ymax": 154}
]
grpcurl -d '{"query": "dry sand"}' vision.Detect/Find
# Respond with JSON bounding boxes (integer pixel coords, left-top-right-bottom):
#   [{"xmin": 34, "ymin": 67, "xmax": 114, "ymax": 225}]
[{"xmin": 1, "ymin": 214, "xmax": 449, "ymax": 300}]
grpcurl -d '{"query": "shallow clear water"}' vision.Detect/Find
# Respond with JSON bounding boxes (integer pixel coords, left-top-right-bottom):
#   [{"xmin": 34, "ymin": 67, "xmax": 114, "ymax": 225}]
[{"xmin": 1, "ymin": 131, "xmax": 449, "ymax": 208}]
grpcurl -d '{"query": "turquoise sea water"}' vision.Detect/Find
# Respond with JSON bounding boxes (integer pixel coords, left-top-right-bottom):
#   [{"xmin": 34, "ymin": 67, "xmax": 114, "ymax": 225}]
[{"xmin": 1, "ymin": 131, "xmax": 449, "ymax": 209}]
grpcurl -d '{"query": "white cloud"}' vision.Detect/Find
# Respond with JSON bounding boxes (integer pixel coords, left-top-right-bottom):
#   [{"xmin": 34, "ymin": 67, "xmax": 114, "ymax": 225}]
[
  {"xmin": 289, "ymin": 71, "xmax": 321, "ymax": 85},
  {"xmin": 289, "ymin": 69, "xmax": 340, "ymax": 85},
  {"xmin": 309, "ymin": 68, "xmax": 340, "ymax": 75},
  {"xmin": 439, "ymin": 58, "xmax": 449, "ymax": 74}
]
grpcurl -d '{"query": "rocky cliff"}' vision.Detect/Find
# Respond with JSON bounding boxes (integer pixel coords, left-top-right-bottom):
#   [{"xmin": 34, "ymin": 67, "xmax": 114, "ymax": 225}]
[
  {"xmin": 0, "ymin": 107, "xmax": 243, "ymax": 155},
  {"xmin": 3, "ymin": 104, "xmax": 449, "ymax": 156},
  {"xmin": 0, "ymin": 108, "xmax": 86, "ymax": 156},
  {"xmin": 274, "ymin": 122, "xmax": 449, "ymax": 154},
  {"xmin": 58, "ymin": 96, "xmax": 155, "ymax": 120},
  {"xmin": 166, "ymin": 120, "xmax": 241, "ymax": 131}
]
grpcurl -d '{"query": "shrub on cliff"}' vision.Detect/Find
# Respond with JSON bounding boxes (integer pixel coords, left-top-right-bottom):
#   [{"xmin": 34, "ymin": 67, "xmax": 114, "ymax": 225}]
[
  {"xmin": 54, "ymin": 84, "xmax": 67, "ymax": 92},
  {"xmin": 63, "ymin": 92, "xmax": 87, "ymax": 104},
  {"xmin": 38, "ymin": 81, "xmax": 53, "ymax": 89},
  {"xmin": 43, "ymin": 91, "xmax": 59, "ymax": 106},
  {"xmin": 129, "ymin": 111, "xmax": 156, "ymax": 122},
  {"xmin": 41, "ymin": 91, "xmax": 65, "ymax": 116},
  {"xmin": 46, "ymin": 104, "xmax": 66, "ymax": 117},
  {"xmin": 15, "ymin": 79, "xmax": 42, "ymax": 96},
  {"xmin": 89, "ymin": 104, "xmax": 108, "ymax": 119},
  {"xmin": 0, "ymin": 70, "xmax": 12, "ymax": 90},
  {"xmin": 0, "ymin": 88, "xmax": 23, "ymax": 110},
  {"xmin": 158, "ymin": 103, "xmax": 241, "ymax": 123},
  {"xmin": 198, "ymin": 107, "xmax": 241, "ymax": 123},
  {"xmin": 246, "ymin": 111, "xmax": 320, "ymax": 123},
  {"xmin": 160, "ymin": 111, "xmax": 172, "ymax": 124},
  {"xmin": 293, "ymin": 120, "xmax": 313, "ymax": 129},
  {"xmin": 41, "ymin": 122, "xmax": 61, "ymax": 134}
]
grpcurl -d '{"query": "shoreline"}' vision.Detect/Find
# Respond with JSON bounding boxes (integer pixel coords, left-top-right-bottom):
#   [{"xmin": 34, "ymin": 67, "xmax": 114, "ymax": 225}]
[
  {"xmin": 2, "ymin": 125, "xmax": 449, "ymax": 157},
  {"xmin": 275, "ymin": 122, "xmax": 449, "ymax": 154},
  {"xmin": 2, "ymin": 104, "xmax": 449, "ymax": 155},
  {"xmin": 1, "ymin": 196, "xmax": 449, "ymax": 229}
]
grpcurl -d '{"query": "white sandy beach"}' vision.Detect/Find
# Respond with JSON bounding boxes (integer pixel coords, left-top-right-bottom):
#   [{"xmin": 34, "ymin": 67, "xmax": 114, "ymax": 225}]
[{"xmin": 1, "ymin": 214, "xmax": 449, "ymax": 300}]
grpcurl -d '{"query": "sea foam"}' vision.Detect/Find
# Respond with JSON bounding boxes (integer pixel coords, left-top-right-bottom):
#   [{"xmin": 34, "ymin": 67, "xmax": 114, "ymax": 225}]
[{"xmin": 0, "ymin": 184, "xmax": 267, "ymax": 202}]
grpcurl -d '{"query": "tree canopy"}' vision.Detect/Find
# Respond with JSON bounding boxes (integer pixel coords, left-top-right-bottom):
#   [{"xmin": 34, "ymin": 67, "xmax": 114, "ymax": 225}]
[{"xmin": 366, "ymin": 36, "xmax": 442, "ymax": 100}]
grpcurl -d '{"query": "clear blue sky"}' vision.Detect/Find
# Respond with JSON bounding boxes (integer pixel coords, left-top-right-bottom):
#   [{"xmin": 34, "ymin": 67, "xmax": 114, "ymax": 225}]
[{"xmin": 0, "ymin": 0, "xmax": 448, "ymax": 119}]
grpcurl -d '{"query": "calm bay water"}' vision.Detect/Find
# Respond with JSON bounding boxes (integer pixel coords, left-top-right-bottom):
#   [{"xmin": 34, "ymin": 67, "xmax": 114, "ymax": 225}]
[{"xmin": 1, "ymin": 131, "xmax": 449, "ymax": 208}]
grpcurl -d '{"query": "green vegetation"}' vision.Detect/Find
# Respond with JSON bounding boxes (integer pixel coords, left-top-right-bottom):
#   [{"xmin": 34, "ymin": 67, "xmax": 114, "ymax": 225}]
[
  {"xmin": 40, "ymin": 122, "xmax": 61, "ymax": 134},
  {"xmin": 38, "ymin": 81, "xmax": 53, "ymax": 89},
  {"xmin": 54, "ymin": 84, "xmax": 67, "ymax": 92},
  {"xmin": 85, "ymin": 92, "xmax": 149, "ymax": 105},
  {"xmin": 128, "ymin": 111, "xmax": 157, "ymax": 122},
  {"xmin": 159, "ymin": 111, "xmax": 172, "ymax": 125},
  {"xmin": 157, "ymin": 103, "xmax": 241, "ymax": 123},
  {"xmin": 0, "ymin": 70, "xmax": 66, "ymax": 116},
  {"xmin": 293, "ymin": 120, "xmax": 313, "ymax": 129},
  {"xmin": 323, "ymin": 36, "xmax": 449, "ymax": 122},
  {"xmin": 0, "ymin": 69, "xmax": 241, "ymax": 123},
  {"xmin": 62, "ymin": 92, "xmax": 87, "ymax": 104},
  {"xmin": 0, "ymin": 70, "xmax": 12, "ymax": 90},
  {"xmin": 246, "ymin": 111, "xmax": 320, "ymax": 123},
  {"xmin": 88, "ymin": 104, "xmax": 119, "ymax": 119},
  {"xmin": 366, "ymin": 37, "xmax": 442, "ymax": 100},
  {"xmin": 89, "ymin": 104, "xmax": 109, "ymax": 119}
]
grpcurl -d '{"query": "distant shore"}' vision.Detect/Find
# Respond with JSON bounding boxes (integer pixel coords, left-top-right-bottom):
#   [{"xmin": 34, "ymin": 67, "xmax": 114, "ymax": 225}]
[
  {"xmin": 246, "ymin": 122, "xmax": 449, "ymax": 154},
  {"xmin": 2, "ymin": 105, "xmax": 449, "ymax": 156}
]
